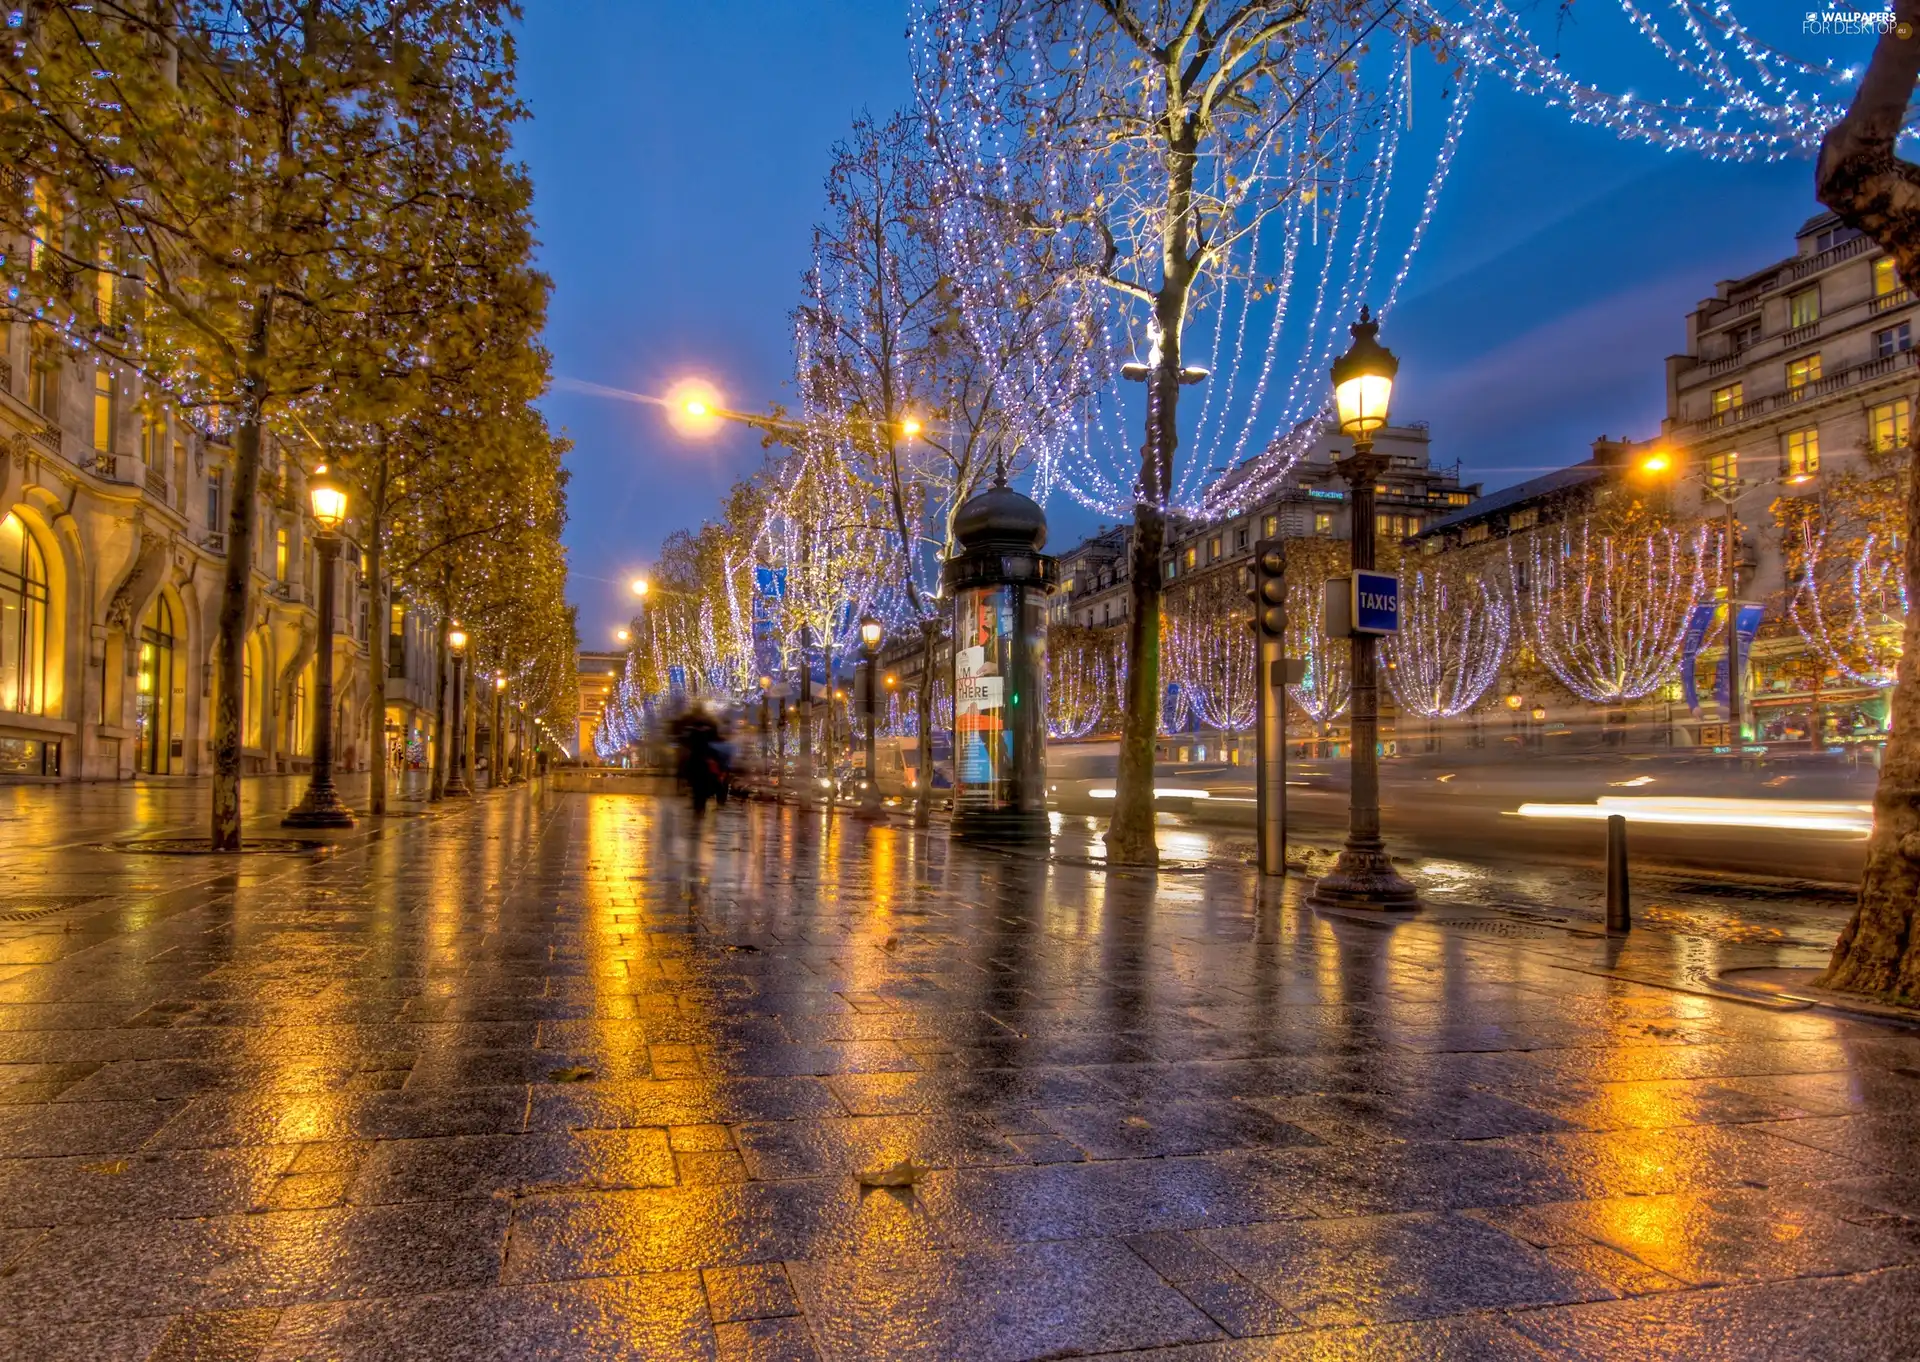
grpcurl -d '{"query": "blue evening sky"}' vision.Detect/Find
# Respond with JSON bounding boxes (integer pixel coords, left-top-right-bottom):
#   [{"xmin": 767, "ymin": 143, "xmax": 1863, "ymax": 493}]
[{"xmin": 516, "ymin": 3, "xmax": 1837, "ymax": 648}]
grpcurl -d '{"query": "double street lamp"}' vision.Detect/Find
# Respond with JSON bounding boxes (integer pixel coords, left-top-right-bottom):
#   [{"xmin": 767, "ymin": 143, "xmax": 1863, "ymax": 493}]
[
  {"xmin": 1311, "ymin": 309, "xmax": 1419, "ymax": 911},
  {"xmin": 284, "ymin": 467, "xmax": 356, "ymax": 828}
]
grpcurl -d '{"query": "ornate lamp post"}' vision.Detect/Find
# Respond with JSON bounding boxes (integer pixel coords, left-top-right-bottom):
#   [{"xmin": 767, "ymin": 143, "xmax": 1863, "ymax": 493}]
[
  {"xmin": 859, "ymin": 615, "xmax": 884, "ymax": 812},
  {"xmin": 1311, "ymin": 309, "xmax": 1418, "ymax": 910},
  {"xmin": 284, "ymin": 467, "xmax": 355, "ymax": 827},
  {"xmin": 445, "ymin": 624, "xmax": 471, "ymax": 797}
]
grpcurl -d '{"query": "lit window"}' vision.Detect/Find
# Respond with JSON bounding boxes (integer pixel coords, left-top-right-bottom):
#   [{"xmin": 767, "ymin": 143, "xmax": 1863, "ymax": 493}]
[
  {"xmin": 1206, "ymin": 535, "xmax": 1220, "ymax": 562},
  {"xmin": 1450, "ymin": 491, "xmax": 1471, "ymax": 506},
  {"xmin": 141, "ymin": 412, "xmax": 163, "ymax": 468},
  {"xmin": 1462, "ymin": 523, "xmax": 1490, "ymax": 545},
  {"xmin": 1871, "ymin": 399, "xmax": 1911, "ymax": 453},
  {"xmin": 1784, "ymin": 427, "xmax": 1819, "ymax": 476},
  {"xmin": 1313, "ymin": 512, "xmax": 1332, "ymax": 536},
  {"xmin": 1508, "ymin": 508, "xmax": 1538, "ymax": 532},
  {"xmin": 1262, "ymin": 514, "xmax": 1278, "ymax": 538},
  {"xmin": 26, "ymin": 330, "xmax": 58, "ymax": 418},
  {"xmin": 28, "ymin": 181, "xmax": 54, "ymax": 274},
  {"xmin": 1786, "ymin": 354, "xmax": 1821, "ymax": 391},
  {"xmin": 1788, "ymin": 287, "xmax": 1819, "ymax": 329},
  {"xmin": 1709, "ymin": 450, "xmax": 1738, "ymax": 489},
  {"xmin": 1875, "ymin": 256, "xmax": 1900, "ymax": 297},
  {"xmin": 0, "ymin": 512, "xmax": 51, "ymax": 716},
  {"xmin": 1875, "ymin": 323, "xmax": 1911, "ymax": 358},
  {"xmin": 1181, "ymin": 546, "xmax": 1196, "ymax": 570},
  {"xmin": 1711, "ymin": 383, "xmax": 1743, "ymax": 417},
  {"xmin": 275, "ymin": 527, "xmax": 289, "ymax": 582},
  {"xmin": 1164, "ymin": 558, "xmax": 1176, "ymax": 581},
  {"xmin": 93, "ymin": 369, "xmax": 114, "ymax": 453}
]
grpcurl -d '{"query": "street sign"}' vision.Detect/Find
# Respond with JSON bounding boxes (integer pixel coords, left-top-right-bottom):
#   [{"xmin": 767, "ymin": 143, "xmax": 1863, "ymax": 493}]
[{"xmin": 1351, "ymin": 570, "xmax": 1399, "ymax": 635}]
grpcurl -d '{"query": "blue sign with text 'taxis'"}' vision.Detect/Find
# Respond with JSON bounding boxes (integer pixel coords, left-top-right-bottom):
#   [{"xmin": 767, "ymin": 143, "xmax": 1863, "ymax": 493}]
[{"xmin": 1352, "ymin": 571, "xmax": 1399, "ymax": 635}]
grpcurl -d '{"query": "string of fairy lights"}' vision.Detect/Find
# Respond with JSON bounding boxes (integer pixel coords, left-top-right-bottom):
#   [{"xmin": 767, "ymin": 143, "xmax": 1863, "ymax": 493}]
[{"xmin": 595, "ymin": 0, "xmax": 1880, "ymax": 751}]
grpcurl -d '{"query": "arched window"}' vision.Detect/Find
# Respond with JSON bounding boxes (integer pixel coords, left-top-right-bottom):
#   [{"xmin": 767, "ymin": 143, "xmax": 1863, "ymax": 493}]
[
  {"xmin": 134, "ymin": 595, "xmax": 175, "ymax": 774},
  {"xmin": 243, "ymin": 634, "xmax": 265, "ymax": 749},
  {"xmin": 0, "ymin": 513, "xmax": 50, "ymax": 716},
  {"xmin": 289, "ymin": 660, "xmax": 312, "ymax": 756}
]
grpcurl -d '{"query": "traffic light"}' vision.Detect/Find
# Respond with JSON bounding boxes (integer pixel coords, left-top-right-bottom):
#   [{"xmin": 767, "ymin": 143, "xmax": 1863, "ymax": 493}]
[{"xmin": 1252, "ymin": 539, "xmax": 1286, "ymax": 637}]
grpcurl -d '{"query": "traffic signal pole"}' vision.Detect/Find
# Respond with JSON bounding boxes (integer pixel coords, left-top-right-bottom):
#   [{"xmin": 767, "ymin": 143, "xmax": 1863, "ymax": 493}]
[{"xmin": 1253, "ymin": 540, "xmax": 1287, "ymax": 878}]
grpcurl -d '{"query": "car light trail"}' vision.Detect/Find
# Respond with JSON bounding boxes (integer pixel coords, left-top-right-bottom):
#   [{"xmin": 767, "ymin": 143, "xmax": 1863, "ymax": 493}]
[
  {"xmin": 1088, "ymin": 788, "xmax": 1212, "ymax": 800},
  {"xmin": 1513, "ymin": 796, "xmax": 1872, "ymax": 834}
]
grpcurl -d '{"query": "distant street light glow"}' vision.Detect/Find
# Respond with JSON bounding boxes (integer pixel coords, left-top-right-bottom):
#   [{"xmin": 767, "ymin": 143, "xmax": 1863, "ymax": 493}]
[
  {"xmin": 664, "ymin": 378, "xmax": 723, "ymax": 436},
  {"xmin": 1513, "ymin": 796, "xmax": 1871, "ymax": 835}
]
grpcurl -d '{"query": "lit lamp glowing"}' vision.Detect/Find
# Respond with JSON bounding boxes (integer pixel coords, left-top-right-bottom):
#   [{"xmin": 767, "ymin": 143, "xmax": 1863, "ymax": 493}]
[
  {"xmin": 1639, "ymin": 451, "xmax": 1672, "ymax": 476},
  {"xmin": 490, "ymin": 672, "xmax": 507, "ymax": 789},
  {"xmin": 615, "ymin": 629, "xmax": 630, "ymax": 643},
  {"xmin": 630, "ymin": 578, "xmax": 649, "ymax": 598},
  {"xmin": 445, "ymin": 624, "xmax": 471, "ymax": 796},
  {"xmin": 1505, "ymin": 693, "xmax": 1524, "ymax": 710},
  {"xmin": 284, "ymin": 465, "xmax": 355, "ymax": 827},
  {"xmin": 900, "ymin": 416, "xmax": 923, "ymax": 439},
  {"xmin": 1312, "ymin": 308, "xmax": 1417, "ymax": 911},
  {"xmin": 664, "ymin": 378, "xmax": 722, "ymax": 436},
  {"xmin": 1331, "ymin": 310, "xmax": 1397, "ymax": 438}
]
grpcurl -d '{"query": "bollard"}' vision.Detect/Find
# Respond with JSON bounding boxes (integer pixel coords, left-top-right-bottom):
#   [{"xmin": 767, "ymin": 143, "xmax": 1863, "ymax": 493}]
[{"xmin": 1605, "ymin": 813, "xmax": 1631, "ymax": 932}]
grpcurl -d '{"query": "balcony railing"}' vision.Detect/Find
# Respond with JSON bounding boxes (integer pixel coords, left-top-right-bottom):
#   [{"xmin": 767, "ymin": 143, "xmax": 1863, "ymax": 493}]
[
  {"xmin": 0, "ymin": 357, "xmax": 11, "ymax": 393},
  {"xmin": 1686, "ymin": 348, "xmax": 1919, "ymax": 434},
  {"xmin": 1871, "ymin": 288, "xmax": 1913, "ymax": 315},
  {"xmin": 1787, "ymin": 233, "xmax": 1873, "ymax": 281},
  {"xmin": 144, "ymin": 468, "xmax": 169, "ymax": 503},
  {"xmin": 1781, "ymin": 321, "xmax": 1819, "ymax": 348},
  {"xmin": 202, "ymin": 531, "xmax": 227, "ymax": 554},
  {"xmin": 31, "ymin": 423, "xmax": 59, "ymax": 454}
]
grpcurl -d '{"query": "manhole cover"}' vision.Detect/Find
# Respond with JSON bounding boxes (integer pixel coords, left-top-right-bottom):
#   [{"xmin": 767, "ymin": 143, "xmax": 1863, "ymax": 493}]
[
  {"xmin": 104, "ymin": 838, "xmax": 329, "ymax": 855},
  {"xmin": 0, "ymin": 895, "xmax": 101, "ymax": 922},
  {"xmin": 1445, "ymin": 918, "xmax": 1561, "ymax": 939}
]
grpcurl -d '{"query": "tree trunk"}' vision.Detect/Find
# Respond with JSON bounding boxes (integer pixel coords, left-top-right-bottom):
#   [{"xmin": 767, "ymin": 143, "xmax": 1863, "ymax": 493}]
[
  {"xmin": 365, "ymin": 438, "xmax": 390, "ymax": 816},
  {"xmin": 1813, "ymin": 0, "xmax": 1920, "ymax": 1001},
  {"xmin": 210, "ymin": 294, "xmax": 275, "ymax": 851},
  {"xmin": 430, "ymin": 620, "xmax": 448, "ymax": 802},
  {"xmin": 916, "ymin": 617, "xmax": 936, "ymax": 828}
]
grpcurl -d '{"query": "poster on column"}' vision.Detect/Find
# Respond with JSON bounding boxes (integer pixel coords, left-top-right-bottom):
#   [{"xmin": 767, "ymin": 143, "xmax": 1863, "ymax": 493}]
[{"xmin": 954, "ymin": 588, "xmax": 1010, "ymax": 801}]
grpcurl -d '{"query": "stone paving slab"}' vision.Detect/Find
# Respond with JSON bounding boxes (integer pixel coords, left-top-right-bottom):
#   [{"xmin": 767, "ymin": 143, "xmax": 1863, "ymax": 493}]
[{"xmin": 0, "ymin": 782, "xmax": 1914, "ymax": 1359}]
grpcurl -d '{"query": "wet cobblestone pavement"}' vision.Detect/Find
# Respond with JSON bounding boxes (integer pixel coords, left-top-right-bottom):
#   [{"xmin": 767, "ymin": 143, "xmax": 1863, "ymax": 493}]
[{"xmin": 0, "ymin": 783, "xmax": 1916, "ymax": 1359}]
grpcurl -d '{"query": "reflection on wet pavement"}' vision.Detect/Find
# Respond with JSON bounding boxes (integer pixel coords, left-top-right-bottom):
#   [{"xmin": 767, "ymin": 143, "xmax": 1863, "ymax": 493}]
[{"xmin": 0, "ymin": 781, "xmax": 1914, "ymax": 1359}]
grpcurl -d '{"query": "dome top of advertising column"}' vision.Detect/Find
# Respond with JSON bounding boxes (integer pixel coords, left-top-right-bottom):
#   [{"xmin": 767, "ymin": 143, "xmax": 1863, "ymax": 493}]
[{"xmin": 952, "ymin": 485, "xmax": 1048, "ymax": 554}]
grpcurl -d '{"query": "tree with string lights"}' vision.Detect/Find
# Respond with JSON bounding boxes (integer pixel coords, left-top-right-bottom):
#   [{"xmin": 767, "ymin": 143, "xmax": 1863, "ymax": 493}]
[
  {"xmin": 1047, "ymin": 625, "xmax": 1114, "ymax": 739},
  {"xmin": 1280, "ymin": 536, "xmax": 1353, "ymax": 733},
  {"xmin": 1383, "ymin": 559, "xmax": 1511, "ymax": 727},
  {"xmin": 1511, "ymin": 508, "xmax": 1718, "ymax": 706},
  {"xmin": 0, "ymin": 0, "xmax": 526, "ymax": 846},
  {"xmin": 1776, "ymin": 471, "xmax": 1906, "ymax": 692},
  {"xmin": 914, "ymin": 1, "xmax": 1479, "ymax": 866},
  {"xmin": 1164, "ymin": 568, "xmax": 1258, "ymax": 735}
]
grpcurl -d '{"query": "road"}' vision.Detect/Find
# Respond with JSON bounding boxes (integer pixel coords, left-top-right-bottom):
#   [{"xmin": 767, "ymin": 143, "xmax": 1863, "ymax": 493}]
[{"xmin": 1047, "ymin": 743, "xmax": 1874, "ymax": 886}]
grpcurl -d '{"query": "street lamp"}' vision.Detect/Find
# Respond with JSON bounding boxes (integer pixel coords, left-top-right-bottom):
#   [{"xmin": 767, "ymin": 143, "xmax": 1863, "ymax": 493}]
[
  {"xmin": 1312, "ymin": 308, "xmax": 1418, "ymax": 911},
  {"xmin": 284, "ymin": 466, "xmax": 355, "ymax": 827},
  {"xmin": 445, "ymin": 624, "xmax": 471, "ymax": 796},
  {"xmin": 630, "ymin": 578, "xmax": 649, "ymax": 598},
  {"xmin": 615, "ymin": 628, "xmax": 630, "ymax": 644},
  {"xmin": 859, "ymin": 615, "xmax": 884, "ymax": 812}
]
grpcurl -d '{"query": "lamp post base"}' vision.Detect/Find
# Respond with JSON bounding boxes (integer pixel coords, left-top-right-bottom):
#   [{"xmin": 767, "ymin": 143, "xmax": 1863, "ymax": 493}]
[
  {"xmin": 282, "ymin": 785, "xmax": 357, "ymax": 829},
  {"xmin": 1309, "ymin": 845, "xmax": 1418, "ymax": 911},
  {"xmin": 953, "ymin": 808, "xmax": 1049, "ymax": 847},
  {"xmin": 443, "ymin": 780, "xmax": 471, "ymax": 798}
]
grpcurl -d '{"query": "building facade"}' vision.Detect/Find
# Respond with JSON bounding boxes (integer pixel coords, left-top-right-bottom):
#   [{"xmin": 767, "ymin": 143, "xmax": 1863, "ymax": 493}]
[{"xmin": 0, "ymin": 321, "xmax": 440, "ymax": 781}]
